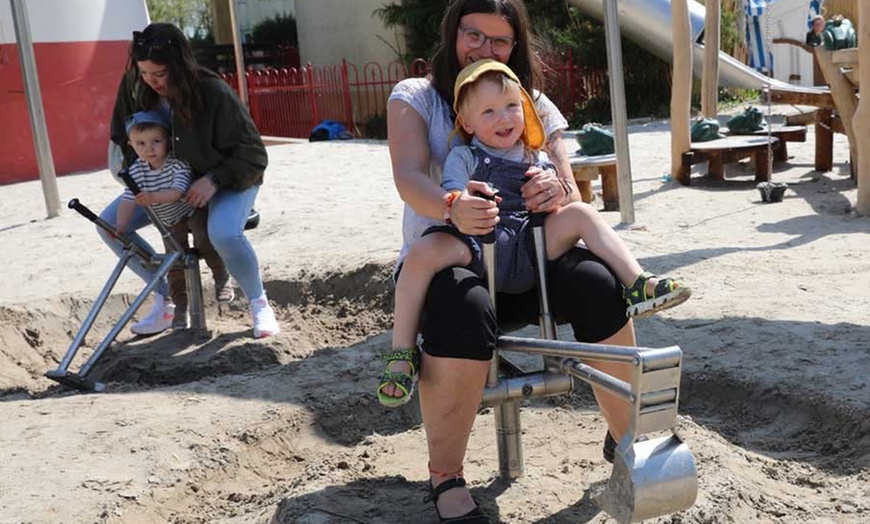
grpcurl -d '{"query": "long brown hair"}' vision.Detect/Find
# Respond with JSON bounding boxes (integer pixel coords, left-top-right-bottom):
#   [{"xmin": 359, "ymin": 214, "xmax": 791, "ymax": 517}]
[
  {"xmin": 430, "ymin": 0, "xmax": 542, "ymax": 109},
  {"xmin": 126, "ymin": 23, "xmax": 203, "ymax": 125}
]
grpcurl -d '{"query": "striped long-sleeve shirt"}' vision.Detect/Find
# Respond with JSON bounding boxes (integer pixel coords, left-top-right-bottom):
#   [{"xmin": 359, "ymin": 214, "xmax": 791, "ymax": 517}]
[{"xmin": 122, "ymin": 155, "xmax": 195, "ymax": 226}]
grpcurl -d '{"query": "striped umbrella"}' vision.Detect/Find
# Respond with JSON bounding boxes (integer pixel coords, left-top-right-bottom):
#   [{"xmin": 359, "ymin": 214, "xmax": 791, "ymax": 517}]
[{"xmin": 744, "ymin": 0, "xmax": 779, "ymax": 73}]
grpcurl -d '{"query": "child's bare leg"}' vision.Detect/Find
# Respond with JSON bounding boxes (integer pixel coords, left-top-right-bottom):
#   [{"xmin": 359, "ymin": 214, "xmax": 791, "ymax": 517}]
[
  {"xmin": 543, "ymin": 202, "xmax": 642, "ymax": 286},
  {"xmin": 544, "ymin": 203, "xmax": 691, "ymax": 317},
  {"xmin": 381, "ymin": 232, "xmax": 472, "ymax": 400}
]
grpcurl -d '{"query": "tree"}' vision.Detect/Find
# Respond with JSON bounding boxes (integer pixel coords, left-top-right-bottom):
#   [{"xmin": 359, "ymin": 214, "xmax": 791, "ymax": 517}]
[
  {"xmin": 250, "ymin": 13, "xmax": 298, "ymax": 46},
  {"xmin": 145, "ymin": 0, "xmax": 213, "ymax": 41}
]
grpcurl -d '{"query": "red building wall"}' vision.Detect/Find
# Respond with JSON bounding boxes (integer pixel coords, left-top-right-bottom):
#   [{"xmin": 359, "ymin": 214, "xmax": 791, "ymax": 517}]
[{"xmin": 0, "ymin": 40, "xmax": 130, "ymax": 185}]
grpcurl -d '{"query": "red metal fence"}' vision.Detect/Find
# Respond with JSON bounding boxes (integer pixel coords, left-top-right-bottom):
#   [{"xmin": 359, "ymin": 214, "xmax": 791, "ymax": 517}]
[{"xmin": 222, "ymin": 52, "xmax": 655, "ymax": 139}]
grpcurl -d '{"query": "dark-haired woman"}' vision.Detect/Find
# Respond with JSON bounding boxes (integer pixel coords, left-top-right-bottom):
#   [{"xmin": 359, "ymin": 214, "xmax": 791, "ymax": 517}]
[
  {"xmin": 98, "ymin": 23, "xmax": 279, "ymax": 338},
  {"xmin": 385, "ymin": 0, "xmax": 633, "ymax": 521}
]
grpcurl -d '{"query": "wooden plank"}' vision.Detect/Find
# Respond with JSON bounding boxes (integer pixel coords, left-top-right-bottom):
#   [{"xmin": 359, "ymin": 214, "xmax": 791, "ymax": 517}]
[
  {"xmin": 845, "ymin": 64, "xmax": 859, "ymax": 88},
  {"xmin": 831, "ymin": 48, "xmax": 858, "ymax": 65},
  {"xmin": 689, "ymin": 136, "xmax": 778, "ymax": 154},
  {"xmin": 769, "ymin": 89, "xmax": 834, "ymax": 108},
  {"xmin": 816, "ymin": 48, "xmax": 859, "ymax": 179}
]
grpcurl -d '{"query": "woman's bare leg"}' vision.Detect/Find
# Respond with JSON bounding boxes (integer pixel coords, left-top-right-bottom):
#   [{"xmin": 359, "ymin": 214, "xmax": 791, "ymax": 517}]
[
  {"xmin": 586, "ymin": 319, "xmax": 636, "ymax": 440},
  {"xmin": 419, "ymin": 353, "xmax": 490, "ymax": 518}
]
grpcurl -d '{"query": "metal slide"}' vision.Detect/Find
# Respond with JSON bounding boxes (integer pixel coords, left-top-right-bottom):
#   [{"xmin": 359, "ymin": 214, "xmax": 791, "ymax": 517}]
[{"xmin": 567, "ymin": 0, "xmax": 826, "ymax": 96}]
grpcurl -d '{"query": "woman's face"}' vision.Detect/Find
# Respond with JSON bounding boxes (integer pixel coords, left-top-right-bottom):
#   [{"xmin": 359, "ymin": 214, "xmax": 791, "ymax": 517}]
[
  {"xmin": 813, "ymin": 18, "xmax": 825, "ymax": 33},
  {"xmin": 137, "ymin": 60, "xmax": 171, "ymax": 96},
  {"xmin": 455, "ymin": 13, "xmax": 516, "ymax": 67}
]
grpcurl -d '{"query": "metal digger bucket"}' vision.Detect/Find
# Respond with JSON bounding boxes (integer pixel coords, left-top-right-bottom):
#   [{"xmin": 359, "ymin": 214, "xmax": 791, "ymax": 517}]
[
  {"xmin": 600, "ymin": 433, "xmax": 697, "ymax": 523},
  {"xmin": 590, "ymin": 343, "xmax": 698, "ymax": 523},
  {"xmin": 481, "ymin": 205, "xmax": 697, "ymax": 523}
]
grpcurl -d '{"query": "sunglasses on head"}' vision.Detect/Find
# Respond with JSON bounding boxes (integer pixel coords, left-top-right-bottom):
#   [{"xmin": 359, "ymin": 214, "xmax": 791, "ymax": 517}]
[{"xmin": 132, "ymin": 31, "xmax": 176, "ymax": 60}]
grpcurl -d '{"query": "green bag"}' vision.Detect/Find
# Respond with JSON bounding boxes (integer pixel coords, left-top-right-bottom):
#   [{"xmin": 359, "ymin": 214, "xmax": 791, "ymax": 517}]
[
  {"xmin": 575, "ymin": 123, "xmax": 615, "ymax": 156},
  {"xmin": 726, "ymin": 106, "xmax": 767, "ymax": 133},
  {"xmin": 824, "ymin": 17, "xmax": 857, "ymax": 50},
  {"xmin": 690, "ymin": 117, "xmax": 724, "ymax": 142}
]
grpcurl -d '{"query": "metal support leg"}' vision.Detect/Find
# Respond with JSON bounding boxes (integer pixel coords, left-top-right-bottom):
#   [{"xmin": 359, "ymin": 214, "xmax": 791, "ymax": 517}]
[
  {"xmin": 49, "ymin": 249, "xmax": 135, "ymax": 374},
  {"xmin": 185, "ymin": 250, "xmax": 207, "ymax": 331},
  {"xmin": 78, "ymin": 251, "xmax": 182, "ymax": 377}
]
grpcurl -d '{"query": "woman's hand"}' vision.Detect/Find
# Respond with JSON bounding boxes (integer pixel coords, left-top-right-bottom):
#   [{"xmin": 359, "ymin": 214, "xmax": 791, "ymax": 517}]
[
  {"xmin": 450, "ymin": 180, "xmax": 500, "ymax": 236},
  {"xmin": 522, "ymin": 166, "xmax": 566, "ymax": 213},
  {"xmin": 185, "ymin": 176, "xmax": 218, "ymax": 208}
]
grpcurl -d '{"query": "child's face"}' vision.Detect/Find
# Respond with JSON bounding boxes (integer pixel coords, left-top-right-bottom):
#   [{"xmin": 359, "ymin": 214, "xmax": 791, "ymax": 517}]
[
  {"xmin": 128, "ymin": 126, "xmax": 169, "ymax": 169},
  {"xmin": 459, "ymin": 77, "xmax": 525, "ymax": 150}
]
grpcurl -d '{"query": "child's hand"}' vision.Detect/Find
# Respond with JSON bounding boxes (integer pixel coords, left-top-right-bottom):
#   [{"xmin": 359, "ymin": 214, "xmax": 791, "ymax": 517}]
[
  {"xmin": 135, "ymin": 192, "xmax": 154, "ymax": 207},
  {"xmin": 112, "ymin": 227, "xmax": 125, "ymax": 239}
]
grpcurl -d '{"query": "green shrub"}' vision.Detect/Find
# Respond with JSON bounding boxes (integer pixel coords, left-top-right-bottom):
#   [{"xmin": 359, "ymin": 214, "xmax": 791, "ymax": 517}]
[{"xmin": 251, "ymin": 13, "xmax": 297, "ymax": 45}]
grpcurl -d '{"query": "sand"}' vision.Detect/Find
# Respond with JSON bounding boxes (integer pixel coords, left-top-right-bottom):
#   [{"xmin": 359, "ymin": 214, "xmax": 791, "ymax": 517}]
[{"xmin": 1, "ymin": 110, "xmax": 869, "ymax": 523}]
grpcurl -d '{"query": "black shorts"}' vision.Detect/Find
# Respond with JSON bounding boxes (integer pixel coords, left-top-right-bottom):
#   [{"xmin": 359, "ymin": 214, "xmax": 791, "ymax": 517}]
[{"xmin": 418, "ymin": 246, "xmax": 629, "ymax": 361}]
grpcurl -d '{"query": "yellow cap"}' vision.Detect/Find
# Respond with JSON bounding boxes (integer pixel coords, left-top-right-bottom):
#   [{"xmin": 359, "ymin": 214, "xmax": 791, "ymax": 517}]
[{"xmin": 453, "ymin": 59, "xmax": 545, "ymax": 150}]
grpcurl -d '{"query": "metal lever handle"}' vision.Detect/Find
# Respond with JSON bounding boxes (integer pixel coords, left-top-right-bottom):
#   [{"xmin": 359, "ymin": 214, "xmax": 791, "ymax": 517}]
[{"xmin": 119, "ymin": 168, "xmax": 141, "ymax": 195}]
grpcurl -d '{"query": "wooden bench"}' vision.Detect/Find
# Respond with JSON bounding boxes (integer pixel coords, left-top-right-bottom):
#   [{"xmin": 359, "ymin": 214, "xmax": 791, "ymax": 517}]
[
  {"xmin": 569, "ymin": 153, "xmax": 619, "ymax": 211},
  {"xmin": 726, "ymin": 125, "xmax": 807, "ymax": 162},
  {"xmin": 679, "ymin": 136, "xmax": 779, "ymax": 184}
]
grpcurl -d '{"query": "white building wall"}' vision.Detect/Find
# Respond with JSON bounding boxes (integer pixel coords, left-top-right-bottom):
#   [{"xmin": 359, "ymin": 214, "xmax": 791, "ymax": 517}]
[
  {"xmin": 1, "ymin": 0, "xmax": 147, "ymax": 44},
  {"xmin": 294, "ymin": 0, "xmax": 404, "ymax": 67},
  {"xmin": 237, "ymin": 0, "xmax": 296, "ymax": 41},
  {"xmin": 760, "ymin": 0, "xmax": 821, "ymax": 87}
]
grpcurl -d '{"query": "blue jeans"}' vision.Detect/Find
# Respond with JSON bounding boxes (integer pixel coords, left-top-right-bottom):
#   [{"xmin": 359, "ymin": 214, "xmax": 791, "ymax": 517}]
[{"xmin": 98, "ymin": 185, "xmax": 264, "ymax": 301}]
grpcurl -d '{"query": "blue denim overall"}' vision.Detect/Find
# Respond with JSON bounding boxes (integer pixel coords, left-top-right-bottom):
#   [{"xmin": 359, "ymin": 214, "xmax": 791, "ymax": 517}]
[{"xmin": 468, "ymin": 146, "xmax": 554, "ymax": 294}]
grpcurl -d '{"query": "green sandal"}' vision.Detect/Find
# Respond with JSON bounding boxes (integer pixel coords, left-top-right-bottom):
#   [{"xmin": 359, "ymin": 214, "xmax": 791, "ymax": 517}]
[
  {"xmin": 624, "ymin": 271, "xmax": 692, "ymax": 319},
  {"xmin": 377, "ymin": 347, "xmax": 420, "ymax": 408}
]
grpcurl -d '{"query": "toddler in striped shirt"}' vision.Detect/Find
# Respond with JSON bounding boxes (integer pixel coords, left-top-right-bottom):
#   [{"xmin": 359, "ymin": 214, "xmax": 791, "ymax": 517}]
[{"xmin": 116, "ymin": 110, "xmax": 231, "ymax": 330}]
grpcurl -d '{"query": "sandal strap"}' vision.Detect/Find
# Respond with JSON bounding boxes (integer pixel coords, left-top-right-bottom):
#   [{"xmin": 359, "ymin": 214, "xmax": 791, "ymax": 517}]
[
  {"xmin": 424, "ymin": 477, "xmax": 467, "ymax": 503},
  {"xmin": 653, "ymin": 277, "xmax": 682, "ymax": 297},
  {"xmin": 624, "ymin": 271, "xmax": 655, "ymax": 302},
  {"xmin": 380, "ymin": 347, "xmax": 420, "ymax": 374}
]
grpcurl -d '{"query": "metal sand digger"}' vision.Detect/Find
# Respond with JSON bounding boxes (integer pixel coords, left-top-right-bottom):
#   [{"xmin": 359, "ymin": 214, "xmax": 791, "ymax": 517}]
[
  {"xmin": 44, "ymin": 170, "xmax": 212, "ymax": 392},
  {"xmin": 477, "ymin": 206, "xmax": 697, "ymax": 523}
]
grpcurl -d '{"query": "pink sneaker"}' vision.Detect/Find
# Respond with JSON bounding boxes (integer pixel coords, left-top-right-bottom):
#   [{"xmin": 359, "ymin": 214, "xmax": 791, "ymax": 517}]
[
  {"xmin": 250, "ymin": 292, "xmax": 280, "ymax": 338},
  {"xmin": 131, "ymin": 294, "xmax": 175, "ymax": 335}
]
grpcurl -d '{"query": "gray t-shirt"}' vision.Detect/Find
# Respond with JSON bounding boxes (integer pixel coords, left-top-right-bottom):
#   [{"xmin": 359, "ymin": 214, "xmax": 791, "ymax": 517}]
[
  {"xmin": 442, "ymin": 136, "xmax": 541, "ymax": 192},
  {"xmin": 388, "ymin": 77, "xmax": 567, "ymax": 264}
]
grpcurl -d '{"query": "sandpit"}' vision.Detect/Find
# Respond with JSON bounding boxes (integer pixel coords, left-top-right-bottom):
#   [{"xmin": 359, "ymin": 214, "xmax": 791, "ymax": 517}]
[{"xmin": 1, "ymin": 117, "xmax": 869, "ymax": 523}]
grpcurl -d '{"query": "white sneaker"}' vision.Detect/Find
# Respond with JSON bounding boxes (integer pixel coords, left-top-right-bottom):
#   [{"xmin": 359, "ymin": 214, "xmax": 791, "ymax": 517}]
[
  {"xmin": 131, "ymin": 294, "xmax": 175, "ymax": 335},
  {"xmin": 250, "ymin": 292, "xmax": 280, "ymax": 338}
]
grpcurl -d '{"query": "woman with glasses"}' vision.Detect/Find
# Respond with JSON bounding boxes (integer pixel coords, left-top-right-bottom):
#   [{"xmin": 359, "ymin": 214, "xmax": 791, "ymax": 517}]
[
  {"xmin": 99, "ymin": 23, "xmax": 279, "ymax": 339},
  {"xmin": 385, "ymin": 0, "xmax": 634, "ymax": 521}
]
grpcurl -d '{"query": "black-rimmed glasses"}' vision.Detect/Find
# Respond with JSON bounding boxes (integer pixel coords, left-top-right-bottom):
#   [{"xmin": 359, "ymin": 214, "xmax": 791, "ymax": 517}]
[{"xmin": 459, "ymin": 26, "xmax": 516, "ymax": 56}]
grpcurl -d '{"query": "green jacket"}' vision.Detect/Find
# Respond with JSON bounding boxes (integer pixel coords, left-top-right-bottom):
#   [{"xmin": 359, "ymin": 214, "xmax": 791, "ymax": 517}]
[{"xmin": 110, "ymin": 69, "xmax": 267, "ymax": 191}]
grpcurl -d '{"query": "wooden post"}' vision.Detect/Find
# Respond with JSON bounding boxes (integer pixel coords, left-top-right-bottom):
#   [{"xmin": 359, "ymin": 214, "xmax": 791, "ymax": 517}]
[
  {"xmin": 210, "ymin": 0, "xmax": 233, "ymax": 45},
  {"xmin": 854, "ymin": 2, "xmax": 870, "ymax": 213},
  {"xmin": 701, "ymin": 0, "xmax": 720, "ymax": 118},
  {"xmin": 816, "ymin": 47, "xmax": 859, "ymax": 184},
  {"xmin": 672, "ymin": 0, "xmax": 692, "ymax": 184}
]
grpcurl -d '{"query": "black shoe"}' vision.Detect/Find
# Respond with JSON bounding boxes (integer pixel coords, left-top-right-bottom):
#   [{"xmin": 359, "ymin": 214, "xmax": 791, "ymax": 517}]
[
  {"xmin": 424, "ymin": 477, "xmax": 492, "ymax": 523},
  {"xmin": 603, "ymin": 431, "xmax": 616, "ymax": 464}
]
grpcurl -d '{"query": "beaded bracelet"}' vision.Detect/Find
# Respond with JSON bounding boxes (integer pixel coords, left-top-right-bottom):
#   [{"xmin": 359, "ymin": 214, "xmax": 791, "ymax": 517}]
[{"xmin": 443, "ymin": 190, "xmax": 462, "ymax": 224}]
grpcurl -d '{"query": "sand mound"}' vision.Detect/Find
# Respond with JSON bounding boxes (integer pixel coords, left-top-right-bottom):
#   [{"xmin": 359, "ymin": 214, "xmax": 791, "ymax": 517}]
[{"xmin": 1, "ymin": 263, "xmax": 394, "ymax": 398}]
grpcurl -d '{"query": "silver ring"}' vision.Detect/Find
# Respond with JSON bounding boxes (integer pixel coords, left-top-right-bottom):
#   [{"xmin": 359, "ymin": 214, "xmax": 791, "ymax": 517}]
[{"xmin": 546, "ymin": 188, "xmax": 553, "ymax": 199}]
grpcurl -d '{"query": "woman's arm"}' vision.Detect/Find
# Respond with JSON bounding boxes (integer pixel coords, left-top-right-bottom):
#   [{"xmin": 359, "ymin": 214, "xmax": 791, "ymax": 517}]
[
  {"xmin": 387, "ymin": 99, "xmax": 499, "ymax": 235},
  {"xmin": 208, "ymin": 82, "xmax": 268, "ymax": 190},
  {"xmin": 387, "ymin": 99, "xmax": 444, "ymax": 220},
  {"xmin": 544, "ymin": 130, "xmax": 581, "ymax": 205}
]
